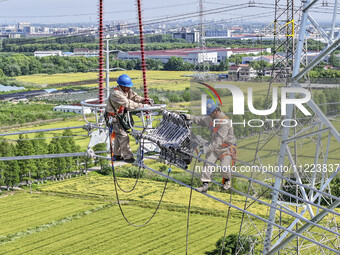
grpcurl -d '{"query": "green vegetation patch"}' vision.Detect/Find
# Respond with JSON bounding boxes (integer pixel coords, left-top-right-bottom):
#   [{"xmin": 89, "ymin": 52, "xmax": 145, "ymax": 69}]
[{"xmin": 0, "ymin": 192, "xmax": 106, "ymax": 237}]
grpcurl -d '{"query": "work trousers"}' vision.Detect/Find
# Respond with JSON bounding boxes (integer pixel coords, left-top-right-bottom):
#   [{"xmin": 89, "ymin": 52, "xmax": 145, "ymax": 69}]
[
  {"xmin": 201, "ymin": 150, "xmax": 232, "ymax": 182},
  {"xmin": 112, "ymin": 119, "xmax": 133, "ymax": 159}
]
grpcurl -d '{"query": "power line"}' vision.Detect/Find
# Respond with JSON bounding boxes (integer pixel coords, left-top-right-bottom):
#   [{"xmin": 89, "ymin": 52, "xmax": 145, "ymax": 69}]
[
  {"xmin": 0, "ymin": 126, "xmax": 84, "ymax": 137},
  {"xmin": 0, "ymin": 2, "xmax": 198, "ymax": 19},
  {"xmin": 0, "ymin": 135, "xmax": 88, "ymax": 142}
]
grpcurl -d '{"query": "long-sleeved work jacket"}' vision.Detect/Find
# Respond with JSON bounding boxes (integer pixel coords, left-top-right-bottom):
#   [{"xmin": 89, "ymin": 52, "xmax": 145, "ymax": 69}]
[
  {"xmin": 191, "ymin": 112, "xmax": 237, "ymax": 154},
  {"xmin": 106, "ymin": 85, "xmax": 145, "ymax": 114}
]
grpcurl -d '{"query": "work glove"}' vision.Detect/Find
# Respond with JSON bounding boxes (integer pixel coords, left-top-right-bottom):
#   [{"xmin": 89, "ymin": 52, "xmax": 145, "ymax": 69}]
[
  {"xmin": 180, "ymin": 113, "xmax": 190, "ymax": 120},
  {"xmin": 145, "ymin": 98, "xmax": 154, "ymax": 105}
]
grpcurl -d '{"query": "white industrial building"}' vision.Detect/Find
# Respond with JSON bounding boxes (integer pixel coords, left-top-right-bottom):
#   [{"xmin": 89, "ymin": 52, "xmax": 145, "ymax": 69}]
[
  {"xmin": 205, "ymin": 29, "xmax": 231, "ymax": 38},
  {"xmin": 34, "ymin": 50, "xmax": 62, "ymax": 57},
  {"xmin": 118, "ymin": 49, "xmax": 218, "ymax": 64},
  {"xmin": 118, "ymin": 47, "xmax": 271, "ymax": 64},
  {"xmin": 53, "ymin": 105, "xmax": 91, "ymax": 114}
]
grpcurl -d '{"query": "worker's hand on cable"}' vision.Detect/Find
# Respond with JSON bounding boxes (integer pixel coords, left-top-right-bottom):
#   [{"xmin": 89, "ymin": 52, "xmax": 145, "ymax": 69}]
[
  {"xmin": 145, "ymin": 98, "xmax": 154, "ymax": 105},
  {"xmin": 180, "ymin": 113, "xmax": 190, "ymax": 120}
]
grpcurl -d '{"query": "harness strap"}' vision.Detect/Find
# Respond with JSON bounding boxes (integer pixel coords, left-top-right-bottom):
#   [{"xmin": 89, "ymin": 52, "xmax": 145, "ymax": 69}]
[{"xmin": 209, "ymin": 116, "xmax": 229, "ymax": 133}]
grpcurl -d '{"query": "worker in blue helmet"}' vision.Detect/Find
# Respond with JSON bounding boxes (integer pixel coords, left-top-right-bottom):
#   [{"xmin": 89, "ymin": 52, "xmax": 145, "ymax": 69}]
[
  {"xmin": 206, "ymin": 99, "xmax": 218, "ymax": 115},
  {"xmin": 105, "ymin": 74, "xmax": 154, "ymax": 163},
  {"xmin": 183, "ymin": 99, "xmax": 237, "ymax": 192}
]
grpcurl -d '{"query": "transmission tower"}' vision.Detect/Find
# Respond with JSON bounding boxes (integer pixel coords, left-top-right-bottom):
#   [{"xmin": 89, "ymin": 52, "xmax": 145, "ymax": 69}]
[
  {"xmin": 196, "ymin": 0, "xmax": 211, "ymax": 81},
  {"xmin": 235, "ymin": 0, "xmax": 340, "ymax": 254}
]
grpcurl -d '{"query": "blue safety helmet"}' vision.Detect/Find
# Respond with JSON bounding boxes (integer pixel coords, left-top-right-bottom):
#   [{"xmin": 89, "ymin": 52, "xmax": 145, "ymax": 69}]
[
  {"xmin": 206, "ymin": 99, "xmax": 218, "ymax": 115},
  {"xmin": 117, "ymin": 74, "xmax": 133, "ymax": 87}
]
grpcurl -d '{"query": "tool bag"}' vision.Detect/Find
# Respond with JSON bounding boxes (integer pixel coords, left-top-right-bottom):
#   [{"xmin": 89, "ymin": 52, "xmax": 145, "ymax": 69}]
[{"xmin": 117, "ymin": 110, "xmax": 134, "ymax": 131}]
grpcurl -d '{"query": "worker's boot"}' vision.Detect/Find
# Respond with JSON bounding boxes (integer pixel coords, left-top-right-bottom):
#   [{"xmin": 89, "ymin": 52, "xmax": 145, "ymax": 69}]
[
  {"xmin": 113, "ymin": 155, "xmax": 123, "ymax": 161},
  {"xmin": 196, "ymin": 182, "xmax": 209, "ymax": 193},
  {"xmin": 124, "ymin": 157, "xmax": 135, "ymax": 164},
  {"xmin": 223, "ymin": 179, "xmax": 231, "ymax": 190}
]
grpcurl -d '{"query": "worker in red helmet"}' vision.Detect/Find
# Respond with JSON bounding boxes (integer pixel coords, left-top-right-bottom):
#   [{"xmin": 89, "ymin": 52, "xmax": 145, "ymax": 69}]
[{"xmin": 106, "ymin": 74, "xmax": 153, "ymax": 163}]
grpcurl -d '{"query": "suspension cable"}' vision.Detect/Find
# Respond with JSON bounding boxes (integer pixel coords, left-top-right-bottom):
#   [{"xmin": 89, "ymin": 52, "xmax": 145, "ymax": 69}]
[{"xmin": 108, "ymin": 127, "xmax": 169, "ymax": 227}]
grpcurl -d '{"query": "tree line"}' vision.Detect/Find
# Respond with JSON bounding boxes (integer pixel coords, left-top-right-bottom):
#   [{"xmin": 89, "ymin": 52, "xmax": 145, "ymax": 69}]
[
  {"xmin": 0, "ymin": 54, "xmax": 98, "ymax": 76},
  {"xmin": 1, "ymin": 42, "xmax": 196, "ymax": 53},
  {"xmin": 0, "ymin": 130, "xmax": 108, "ymax": 190},
  {"xmin": 0, "ymin": 54, "xmax": 230, "ymax": 77}
]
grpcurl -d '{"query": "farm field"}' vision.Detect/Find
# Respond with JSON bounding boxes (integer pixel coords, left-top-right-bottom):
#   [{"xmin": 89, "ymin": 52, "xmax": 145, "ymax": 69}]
[
  {"xmin": 16, "ymin": 71, "xmax": 194, "ymax": 91},
  {"xmin": 1, "ymin": 172, "xmax": 337, "ymax": 254},
  {"xmin": 0, "ymin": 174, "xmax": 258, "ymax": 255}
]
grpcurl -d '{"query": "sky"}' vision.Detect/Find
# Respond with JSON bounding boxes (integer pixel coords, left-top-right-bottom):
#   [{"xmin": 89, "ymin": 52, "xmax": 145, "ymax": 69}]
[{"xmin": 0, "ymin": 0, "xmax": 337, "ymax": 25}]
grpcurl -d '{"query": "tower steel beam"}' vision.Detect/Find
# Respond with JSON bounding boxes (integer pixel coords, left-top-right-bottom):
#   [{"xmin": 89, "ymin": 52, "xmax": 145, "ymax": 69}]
[
  {"xmin": 267, "ymin": 198, "xmax": 340, "ymax": 255},
  {"xmin": 263, "ymin": 0, "xmax": 314, "ymax": 253}
]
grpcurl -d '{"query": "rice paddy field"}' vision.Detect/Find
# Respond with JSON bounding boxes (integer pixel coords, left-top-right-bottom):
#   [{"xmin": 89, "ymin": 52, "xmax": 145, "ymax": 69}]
[
  {"xmin": 0, "ymin": 174, "xmax": 255, "ymax": 255},
  {"xmin": 1, "ymin": 171, "xmax": 338, "ymax": 255}
]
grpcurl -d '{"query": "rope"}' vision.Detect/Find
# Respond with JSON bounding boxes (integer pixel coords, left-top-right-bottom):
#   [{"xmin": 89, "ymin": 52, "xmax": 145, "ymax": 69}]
[
  {"xmin": 112, "ymin": 137, "xmax": 144, "ymax": 193},
  {"xmin": 108, "ymin": 126, "xmax": 169, "ymax": 227}
]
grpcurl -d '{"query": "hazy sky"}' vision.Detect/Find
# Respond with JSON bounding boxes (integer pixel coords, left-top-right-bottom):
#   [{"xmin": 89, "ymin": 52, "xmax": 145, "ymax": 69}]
[{"xmin": 0, "ymin": 0, "xmax": 337, "ymax": 25}]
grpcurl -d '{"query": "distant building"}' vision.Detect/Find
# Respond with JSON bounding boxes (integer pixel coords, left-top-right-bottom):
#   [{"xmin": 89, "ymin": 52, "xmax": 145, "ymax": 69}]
[
  {"xmin": 242, "ymin": 55, "xmax": 284, "ymax": 65},
  {"xmin": 172, "ymin": 28, "xmax": 200, "ymax": 43},
  {"xmin": 116, "ymin": 23, "xmax": 127, "ymax": 32},
  {"xmin": 228, "ymin": 64, "xmax": 257, "ymax": 81},
  {"xmin": 73, "ymin": 48, "xmax": 99, "ymax": 57},
  {"xmin": 17, "ymin": 22, "xmax": 30, "ymax": 30},
  {"xmin": 53, "ymin": 105, "xmax": 91, "ymax": 114},
  {"xmin": 263, "ymin": 67, "xmax": 291, "ymax": 82},
  {"xmin": 118, "ymin": 48, "xmax": 218, "ymax": 64},
  {"xmin": 34, "ymin": 50, "xmax": 62, "ymax": 57},
  {"xmin": 205, "ymin": 29, "xmax": 231, "ymax": 38},
  {"xmin": 118, "ymin": 47, "xmax": 270, "ymax": 64}
]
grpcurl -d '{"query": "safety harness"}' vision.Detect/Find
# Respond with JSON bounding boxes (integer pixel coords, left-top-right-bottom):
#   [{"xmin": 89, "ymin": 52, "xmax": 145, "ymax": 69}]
[{"xmin": 105, "ymin": 88, "xmax": 134, "ymax": 132}]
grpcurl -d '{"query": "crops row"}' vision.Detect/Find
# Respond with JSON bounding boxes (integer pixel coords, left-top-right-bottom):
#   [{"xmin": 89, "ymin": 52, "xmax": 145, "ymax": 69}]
[
  {"xmin": 0, "ymin": 203, "xmax": 111, "ymax": 247},
  {"xmin": 0, "ymin": 193, "xmax": 105, "ymax": 236},
  {"xmin": 0, "ymin": 203, "xmax": 240, "ymax": 255},
  {"xmin": 38, "ymin": 173, "xmax": 271, "ymax": 219}
]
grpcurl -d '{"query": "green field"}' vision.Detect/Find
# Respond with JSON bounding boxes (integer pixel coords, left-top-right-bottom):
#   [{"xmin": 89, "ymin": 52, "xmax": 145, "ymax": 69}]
[
  {"xmin": 16, "ymin": 71, "xmax": 193, "ymax": 91},
  {"xmin": 1, "ymin": 171, "xmax": 338, "ymax": 254},
  {"xmin": 0, "ymin": 174, "xmax": 256, "ymax": 254}
]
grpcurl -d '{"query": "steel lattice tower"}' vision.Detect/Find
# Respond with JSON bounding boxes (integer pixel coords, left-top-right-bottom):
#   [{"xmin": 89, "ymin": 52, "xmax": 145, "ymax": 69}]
[{"xmin": 234, "ymin": 1, "xmax": 340, "ymax": 254}]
